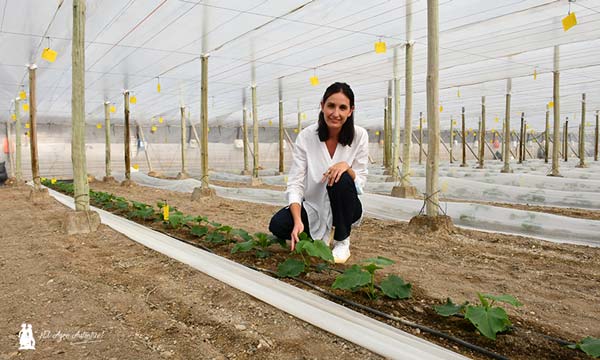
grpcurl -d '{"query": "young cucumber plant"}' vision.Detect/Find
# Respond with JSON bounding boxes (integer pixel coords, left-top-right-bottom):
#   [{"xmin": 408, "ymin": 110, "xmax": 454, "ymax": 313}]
[
  {"xmin": 231, "ymin": 232, "xmax": 285, "ymax": 258},
  {"xmin": 332, "ymin": 256, "xmax": 411, "ymax": 300},
  {"xmin": 567, "ymin": 337, "xmax": 600, "ymax": 358},
  {"xmin": 276, "ymin": 233, "xmax": 334, "ymax": 278},
  {"xmin": 434, "ymin": 293, "xmax": 523, "ymax": 340}
]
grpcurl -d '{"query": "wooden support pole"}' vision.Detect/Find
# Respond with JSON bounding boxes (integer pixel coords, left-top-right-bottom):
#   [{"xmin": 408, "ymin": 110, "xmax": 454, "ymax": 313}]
[
  {"xmin": 460, "ymin": 107, "xmax": 466, "ymax": 167},
  {"xmin": 200, "ymin": 54, "xmax": 209, "ymax": 188},
  {"xmin": 124, "ymin": 91, "xmax": 131, "ymax": 180},
  {"xmin": 72, "ymin": 0, "xmax": 90, "ymax": 210},
  {"xmin": 595, "ymin": 110, "xmax": 599, "ymax": 161},
  {"xmin": 518, "ymin": 112, "xmax": 524, "ymax": 164},
  {"xmin": 478, "ymin": 96, "xmax": 486, "ymax": 168},
  {"xmin": 502, "ymin": 79, "xmax": 512, "ymax": 173},
  {"xmin": 563, "ymin": 119, "xmax": 568, "ymax": 162},
  {"xmin": 179, "ymin": 106, "xmax": 188, "ymax": 176},
  {"xmin": 5, "ymin": 122, "xmax": 14, "ymax": 178},
  {"xmin": 391, "ymin": 47, "xmax": 401, "ymax": 179},
  {"xmin": 251, "ymin": 85, "xmax": 259, "ymax": 179},
  {"xmin": 401, "ymin": 37, "xmax": 414, "ymax": 186},
  {"xmin": 385, "ymin": 81, "xmax": 393, "ymax": 171},
  {"xmin": 577, "ymin": 93, "xmax": 586, "ymax": 167},
  {"xmin": 242, "ymin": 94, "xmax": 249, "ymax": 174},
  {"xmin": 412, "ymin": 132, "xmax": 428, "ymax": 158},
  {"xmin": 278, "ymin": 80, "xmax": 284, "ymax": 174},
  {"xmin": 28, "ymin": 65, "xmax": 40, "ymax": 189},
  {"xmin": 449, "ymin": 117, "xmax": 454, "ymax": 163},
  {"xmin": 550, "ymin": 46, "xmax": 561, "ymax": 176},
  {"xmin": 104, "ymin": 102, "xmax": 112, "ymax": 177},
  {"xmin": 14, "ymin": 99, "xmax": 22, "ymax": 183},
  {"xmin": 418, "ymin": 112, "xmax": 423, "ymax": 165},
  {"xmin": 137, "ymin": 124, "xmax": 153, "ymax": 172},
  {"xmin": 544, "ymin": 105, "xmax": 550, "ymax": 163},
  {"xmin": 455, "ymin": 131, "xmax": 479, "ymax": 161},
  {"xmin": 425, "ymin": 0, "xmax": 440, "ymax": 217}
]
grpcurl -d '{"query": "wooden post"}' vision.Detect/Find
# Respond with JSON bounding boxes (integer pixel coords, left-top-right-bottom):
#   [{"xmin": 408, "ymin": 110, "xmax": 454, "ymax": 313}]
[
  {"xmin": 103, "ymin": 102, "xmax": 112, "ymax": 178},
  {"xmin": 137, "ymin": 124, "xmax": 153, "ymax": 172},
  {"xmin": 550, "ymin": 46, "xmax": 561, "ymax": 176},
  {"xmin": 27, "ymin": 65, "xmax": 41, "ymax": 189},
  {"xmin": 401, "ymin": 28, "xmax": 414, "ymax": 187},
  {"xmin": 199, "ymin": 54, "xmax": 210, "ymax": 188},
  {"xmin": 460, "ymin": 107, "xmax": 466, "ymax": 167},
  {"xmin": 478, "ymin": 96, "xmax": 485, "ymax": 168},
  {"xmin": 518, "ymin": 112, "xmax": 524, "ymax": 164},
  {"xmin": 425, "ymin": 0, "xmax": 440, "ymax": 217},
  {"xmin": 178, "ymin": 106, "xmax": 188, "ymax": 177},
  {"xmin": 5, "ymin": 122, "xmax": 14, "ymax": 178},
  {"xmin": 391, "ymin": 47, "xmax": 401, "ymax": 179},
  {"xmin": 501, "ymin": 79, "xmax": 512, "ymax": 173},
  {"xmin": 544, "ymin": 105, "xmax": 550, "ymax": 163},
  {"xmin": 385, "ymin": 81, "xmax": 393, "ymax": 171},
  {"xmin": 595, "ymin": 110, "xmax": 599, "ymax": 161},
  {"xmin": 563, "ymin": 119, "xmax": 568, "ymax": 162},
  {"xmin": 577, "ymin": 93, "xmax": 586, "ymax": 167},
  {"xmin": 383, "ymin": 99, "xmax": 388, "ymax": 167},
  {"xmin": 278, "ymin": 80, "xmax": 284, "ymax": 174},
  {"xmin": 251, "ymin": 85, "xmax": 259, "ymax": 179},
  {"xmin": 449, "ymin": 117, "xmax": 454, "ymax": 163},
  {"xmin": 242, "ymin": 92, "xmax": 249, "ymax": 175},
  {"xmin": 72, "ymin": 0, "xmax": 90, "ymax": 210},
  {"xmin": 418, "ymin": 112, "xmax": 423, "ymax": 165},
  {"xmin": 14, "ymin": 99, "xmax": 22, "ymax": 183},
  {"xmin": 124, "ymin": 91, "xmax": 131, "ymax": 180}
]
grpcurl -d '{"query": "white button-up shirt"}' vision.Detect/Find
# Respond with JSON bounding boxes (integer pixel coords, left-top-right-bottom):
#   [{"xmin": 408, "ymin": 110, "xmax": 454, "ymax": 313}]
[{"xmin": 286, "ymin": 123, "xmax": 369, "ymax": 242}]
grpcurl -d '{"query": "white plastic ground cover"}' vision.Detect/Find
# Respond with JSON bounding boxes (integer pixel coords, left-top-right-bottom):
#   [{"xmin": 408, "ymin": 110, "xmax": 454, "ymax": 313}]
[
  {"xmin": 47, "ymin": 189, "xmax": 468, "ymax": 360},
  {"xmin": 112, "ymin": 172, "xmax": 600, "ymax": 247}
]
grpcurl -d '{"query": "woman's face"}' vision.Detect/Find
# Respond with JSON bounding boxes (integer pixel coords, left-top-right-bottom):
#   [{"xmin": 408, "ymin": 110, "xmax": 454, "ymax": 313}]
[{"xmin": 321, "ymin": 92, "xmax": 354, "ymax": 131}]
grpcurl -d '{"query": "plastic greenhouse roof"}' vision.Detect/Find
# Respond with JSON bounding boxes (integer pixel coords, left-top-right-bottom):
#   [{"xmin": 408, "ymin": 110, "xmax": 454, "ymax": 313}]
[{"xmin": 1, "ymin": 0, "xmax": 600, "ymax": 132}]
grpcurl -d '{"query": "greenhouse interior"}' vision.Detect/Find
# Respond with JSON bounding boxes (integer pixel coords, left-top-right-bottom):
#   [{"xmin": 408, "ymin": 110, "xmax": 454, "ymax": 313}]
[{"xmin": 1, "ymin": 0, "xmax": 599, "ymax": 359}]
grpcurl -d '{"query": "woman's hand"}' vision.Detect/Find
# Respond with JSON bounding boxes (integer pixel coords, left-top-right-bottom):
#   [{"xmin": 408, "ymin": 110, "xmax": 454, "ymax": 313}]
[
  {"xmin": 322, "ymin": 161, "xmax": 351, "ymax": 186},
  {"xmin": 290, "ymin": 221, "xmax": 304, "ymax": 251}
]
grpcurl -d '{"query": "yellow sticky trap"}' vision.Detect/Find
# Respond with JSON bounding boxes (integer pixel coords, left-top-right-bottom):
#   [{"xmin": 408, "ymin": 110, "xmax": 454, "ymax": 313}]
[
  {"xmin": 24, "ymin": 131, "xmax": 29, "ymax": 137},
  {"xmin": 294, "ymin": 128, "xmax": 299, "ymax": 133},
  {"xmin": 151, "ymin": 125, "xmax": 157, "ymax": 133},
  {"xmin": 162, "ymin": 204, "xmax": 169, "ymax": 221},
  {"xmin": 562, "ymin": 12, "xmax": 577, "ymax": 32},
  {"xmin": 96, "ymin": 123, "xmax": 102, "ymax": 129},
  {"xmin": 41, "ymin": 177, "xmax": 46, "ymax": 182},
  {"xmin": 468, "ymin": 128, "xmax": 472, "ymax": 132},
  {"xmin": 494, "ymin": 117, "xmax": 499, "ymax": 123},
  {"xmin": 473, "ymin": 132, "xmax": 477, "ymax": 136},
  {"xmin": 133, "ymin": 164, "xmax": 139, "ymax": 170},
  {"xmin": 130, "ymin": 96, "xmax": 137, "ymax": 104},
  {"xmin": 22, "ymin": 103, "xmax": 29, "ymax": 112},
  {"xmin": 439, "ymin": 105, "xmax": 443, "ymax": 112},
  {"xmin": 374, "ymin": 41, "xmax": 386, "ymax": 54},
  {"xmin": 440, "ymin": 181, "xmax": 449, "ymax": 193},
  {"xmin": 375, "ymin": 131, "xmax": 380, "ymax": 136},
  {"xmin": 301, "ymin": 113, "xmax": 306, "ymax": 120},
  {"xmin": 533, "ymin": 69, "xmax": 537, "ymax": 80},
  {"xmin": 157, "ymin": 83, "xmax": 161, "ymax": 93},
  {"xmin": 457, "ymin": 89, "xmax": 461, "ymax": 98},
  {"xmin": 548, "ymin": 101, "xmax": 554, "ymax": 108},
  {"xmin": 526, "ymin": 124, "xmax": 530, "ymax": 129},
  {"xmin": 51, "ymin": 178, "xmax": 57, "ymax": 184},
  {"xmin": 25, "ymin": 123, "xmax": 30, "ymax": 129},
  {"xmin": 110, "ymin": 105, "xmax": 116, "ymax": 113},
  {"xmin": 586, "ymin": 122, "xmax": 591, "ymax": 126},
  {"xmin": 268, "ymin": 120, "xmax": 273, "ymax": 126},
  {"xmin": 158, "ymin": 117, "xmax": 164, "ymax": 124},
  {"xmin": 283, "ymin": 176, "xmax": 288, "ymax": 183},
  {"xmin": 19, "ymin": 91, "xmax": 26, "ymax": 100},
  {"xmin": 11, "ymin": 114, "xmax": 16, "ymax": 120},
  {"xmin": 41, "ymin": 47, "xmax": 58, "ymax": 63},
  {"xmin": 452, "ymin": 120, "xmax": 457, "ymax": 126},
  {"xmin": 207, "ymin": 128, "xmax": 210, "ymax": 133},
  {"xmin": 452, "ymin": 131, "xmax": 456, "ymax": 136},
  {"xmin": 309, "ymin": 76, "xmax": 319, "ymax": 86}
]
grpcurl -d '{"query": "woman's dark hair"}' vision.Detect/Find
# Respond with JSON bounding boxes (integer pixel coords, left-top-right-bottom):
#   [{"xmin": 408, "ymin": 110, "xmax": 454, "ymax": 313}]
[{"xmin": 318, "ymin": 82, "xmax": 355, "ymax": 146}]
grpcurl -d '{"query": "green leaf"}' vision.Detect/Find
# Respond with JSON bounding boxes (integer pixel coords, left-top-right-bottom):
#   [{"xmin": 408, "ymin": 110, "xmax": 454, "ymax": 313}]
[
  {"xmin": 190, "ymin": 225, "xmax": 209, "ymax": 238},
  {"xmin": 294, "ymin": 240, "xmax": 311, "ymax": 254},
  {"xmin": 361, "ymin": 256, "xmax": 395, "ymax": 267},
  {"xmin": 568, "ymin": 337, "xmax": 600, "ymax": 358},
  {"xmin": 465, "ymin": 305, "xmax": 511, "ymax": 340},
  {"xmin": 314, "ymin": 262, "xmax": 330, "ymax": 273},
  {"xmin": 231, "ymin": 240, "xmax": 255, "ymax": 254},
  {"xmin": 255, "ymin": 249, "xmax": 271, "ymax": 258},
  {"xmin": 232, "ymin": 229, "xmax": 253, "ymax": 242},
  {"xmin": 206, "ymin": 231, "xmax": 225, "ymax": 244},
  {"xmin": 477, "ymin": 292, "xmax": 490, "ymax": 308},
  {"xmin": 361, "ymin": 263, "xmax": 383, "ymax": 274},
  {"xmin": 434, "ymin": 298, "xmax": 467, "ymax": 317},
  {"xmin": 303, "ymin": 240, "xmax": 334, "ymax": 262},
  {"xmin": 253, "ymin": 232, "xmax": 271, "ymax": 247},
  {"xmin": 332, "ymin": 265, "xmax": 371, "ymax": 290},
  {"xmin": 276, "ymin": 259, "xmax": 305, "ymax": 278},
  {"xmin": 482, "ymin": 293, "xmax": 523, "ymax": 307},
  {"xmin": 209, "ymin": 221, "xmax": 222, "ymax": 227},
  {"xmin": 380, "ymin": 275, "xmax": 412, "ymax": 299},
  {"xmin": 217, "ymin": 225, "xmax": 233, "ymax": 234}
]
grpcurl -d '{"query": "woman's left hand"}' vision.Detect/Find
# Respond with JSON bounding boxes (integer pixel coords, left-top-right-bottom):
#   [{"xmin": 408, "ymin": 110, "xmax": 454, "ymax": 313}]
[{"xmin": 322, "ymin": 161, "xmax": 350, "ymax": 186}]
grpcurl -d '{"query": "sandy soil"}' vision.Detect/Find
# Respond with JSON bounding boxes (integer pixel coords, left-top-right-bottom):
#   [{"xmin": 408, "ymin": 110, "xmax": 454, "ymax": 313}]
[
  {"xmin": 0, "ymin": 186, "xmax": 380, "ymax": 360},
  {"xmin": 82, "ymin": 180, "xmax": 600, "ymax": 360}
]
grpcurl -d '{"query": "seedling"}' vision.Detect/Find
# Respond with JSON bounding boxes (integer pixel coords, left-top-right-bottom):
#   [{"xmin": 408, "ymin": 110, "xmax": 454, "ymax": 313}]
[
  {"xmin": 276, "ymin": 233, "xmax": 333, "ymax": 278},
  {"xmin": 231, "ymin": 232, "xmax": 281, "ymax": 258},
  {"xmin": 434, "ymin": 293, "xmax": 523, "ymax": 340},
  {"xmin": 332, "ymin": 256, "xmax": 411, "ymax": 300},
  {"xmin": 128, "ymin": 201, "xmax": 156, "ymax": 220},
  {"xmin": 567, "ymin": 337, "xmax": 600, "ymax": 358}
]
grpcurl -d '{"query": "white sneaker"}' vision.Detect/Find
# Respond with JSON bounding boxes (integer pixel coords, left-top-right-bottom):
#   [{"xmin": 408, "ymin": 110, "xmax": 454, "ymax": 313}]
[{"xmin": 332, "ymin": 238, "xmax": 351, "ymax": 264}]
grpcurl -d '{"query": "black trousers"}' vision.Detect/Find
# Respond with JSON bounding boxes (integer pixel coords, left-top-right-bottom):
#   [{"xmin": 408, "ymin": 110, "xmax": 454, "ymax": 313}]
[{"xmin": 269, "ymin": 172, "xmax": 362, "ymax": 242}]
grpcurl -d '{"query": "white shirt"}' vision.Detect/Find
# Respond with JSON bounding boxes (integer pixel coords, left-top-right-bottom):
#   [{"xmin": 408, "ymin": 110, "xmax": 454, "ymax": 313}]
[{"xmin": 286, "ymin": 123, "xmax": 369, "ymax": 242}]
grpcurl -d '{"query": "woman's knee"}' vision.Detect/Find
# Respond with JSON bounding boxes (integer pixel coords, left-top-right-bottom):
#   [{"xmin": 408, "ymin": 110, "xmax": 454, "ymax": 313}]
[
  {"xmin": 328, "ymin": 172, "xmax": 355, "ymax": 192},
  {"xmin": 269, "ymin": 207, "xmax": 292, "ymax": 240}
]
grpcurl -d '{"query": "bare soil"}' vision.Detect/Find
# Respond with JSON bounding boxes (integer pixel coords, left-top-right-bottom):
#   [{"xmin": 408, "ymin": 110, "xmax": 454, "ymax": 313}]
[
  {"xmin": 83, "ymin": 180, "xmax": 600, "ymax": 360},
  {"xmin": 0, "ymin": 186, "xmax": 380, "ymax": 360}
]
